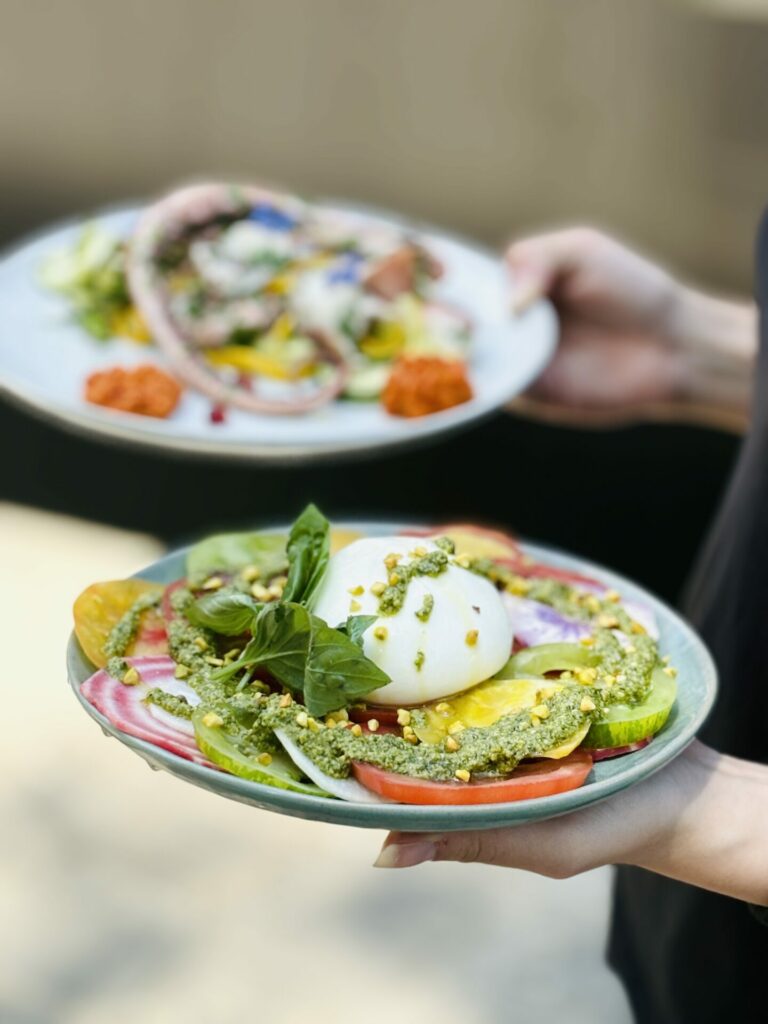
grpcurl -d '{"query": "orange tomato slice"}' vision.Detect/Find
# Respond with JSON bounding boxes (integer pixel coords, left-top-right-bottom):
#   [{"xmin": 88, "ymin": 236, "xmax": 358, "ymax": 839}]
[{"xmin": 73, "ymin": 579, "xmax": 166, "ymax": 668}]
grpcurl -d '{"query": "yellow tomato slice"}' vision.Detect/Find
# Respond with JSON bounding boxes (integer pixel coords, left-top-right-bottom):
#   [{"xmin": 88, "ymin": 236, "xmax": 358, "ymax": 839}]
[
  {"xmin": 110, "ymin": 306, "xmax": 152, "ymax": 344},
  {"xmin": 413, "ymin": 677, "xmax": 588, "ymax": 759},
  {"xmin": 439, "ymin": 527, "xmax": 518, "ymax": 562},
  {"xmin": 330, "ymin": 529, "xmax": 363, "ymax": 554},
  {"xmin": 73, "ymin": 579, "xmax": 165, "ymax": 668}
]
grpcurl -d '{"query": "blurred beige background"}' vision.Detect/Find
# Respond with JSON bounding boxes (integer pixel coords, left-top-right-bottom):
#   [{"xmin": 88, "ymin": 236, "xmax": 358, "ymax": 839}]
[
  {"xmin": 2, "ymin": 0, "xmax": 768, "ymax": 293},
  {"xmin": 3, "ymin": 2, "xmax": 768, "ymax": 1021}
]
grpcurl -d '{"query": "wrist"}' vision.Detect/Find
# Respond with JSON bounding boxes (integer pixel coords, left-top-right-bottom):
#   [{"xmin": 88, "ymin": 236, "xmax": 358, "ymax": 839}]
[{"xmin": 664, "ymin": 286, "xmax": 757, "ymax": 421}]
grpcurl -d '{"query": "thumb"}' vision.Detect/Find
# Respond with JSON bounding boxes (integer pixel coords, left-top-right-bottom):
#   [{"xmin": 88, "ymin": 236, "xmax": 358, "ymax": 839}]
[
  {"xmin": 373, "ymin": 829, "xmax": 537, "ymax": 870},
  {"xmin": 506, "ymin": 228, "xmax": 595, "ymax": 314}
]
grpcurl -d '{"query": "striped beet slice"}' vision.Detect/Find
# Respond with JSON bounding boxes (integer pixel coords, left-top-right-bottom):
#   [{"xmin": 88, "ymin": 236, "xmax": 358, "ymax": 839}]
[{"xmin": 80, "ymin": 656, "xmax": 215, "ymax": 767}]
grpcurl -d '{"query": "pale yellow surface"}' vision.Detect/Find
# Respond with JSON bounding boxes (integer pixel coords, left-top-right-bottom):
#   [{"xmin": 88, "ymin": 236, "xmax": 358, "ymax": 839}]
[{"xmin": 0, "ymin": 504, "xmax": 631, "ymax": 1024}]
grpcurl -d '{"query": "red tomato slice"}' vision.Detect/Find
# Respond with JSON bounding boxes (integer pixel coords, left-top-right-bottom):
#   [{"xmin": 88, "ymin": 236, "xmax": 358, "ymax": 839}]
[
  {"xmin": 348, "ymin": 705, "xmax": 400, "ymax": 727},
  {"xmin": 351, "ymin": 749, "xmax": 592, "ymax": 805},
  {"xmin": 589, "ymin": 738, "xmax": 651, "ymax": 762}
]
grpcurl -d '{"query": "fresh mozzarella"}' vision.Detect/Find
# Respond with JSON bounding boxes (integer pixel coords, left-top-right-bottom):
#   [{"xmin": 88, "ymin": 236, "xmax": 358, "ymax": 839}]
[{"xmin": 312, "ymin": 536, "xmax": 512, "ymax": 707}]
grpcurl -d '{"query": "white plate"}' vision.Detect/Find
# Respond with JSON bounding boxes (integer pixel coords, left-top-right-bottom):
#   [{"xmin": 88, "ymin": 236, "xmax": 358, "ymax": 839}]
[{"xmin": 0, "ymin": 201, "xmax": 557, "ymax": 463}]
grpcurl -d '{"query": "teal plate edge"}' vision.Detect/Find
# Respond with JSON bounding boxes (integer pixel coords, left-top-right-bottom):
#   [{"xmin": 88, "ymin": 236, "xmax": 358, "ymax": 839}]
[{"xmin": 66, "ymin": 522, "xmax": 718, "ymax": 832}]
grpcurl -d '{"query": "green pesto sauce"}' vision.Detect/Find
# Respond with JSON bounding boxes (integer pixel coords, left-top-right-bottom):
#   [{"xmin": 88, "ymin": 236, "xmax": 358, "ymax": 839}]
[
  {"xmin": 260, "ymin": 687, "xmax": 592, "ymax": 780},
  {"xmin": 470, "ymin": 558, "xmax": 639, "ymax": 635},
  {"xmin": 145, "ymin": 689, "xmax": 193, "ymax": 720},
  {"xmin": 415, "ymin": 593, "xmax": 434, "ymax": 622},
  {"xmin": 106, "ymin": 655, "xmax": 129, "ymax": 681},
  {"xmin": 103, "ymin": 592, "xmax": 160, "ymax": 658},
  {"xmin": 378, "ymin": 550, "xmax": 449, "ymax": 616}
]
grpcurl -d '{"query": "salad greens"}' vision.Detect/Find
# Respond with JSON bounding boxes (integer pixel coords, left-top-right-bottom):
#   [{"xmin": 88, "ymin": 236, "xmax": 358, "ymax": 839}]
[
  {"xmin": 281, "ymin": 503, "xmax": 330, "ymax": 606},
  {"xmin": 186, "ymin": 531, "xmax": 288, "ymax": 587}
]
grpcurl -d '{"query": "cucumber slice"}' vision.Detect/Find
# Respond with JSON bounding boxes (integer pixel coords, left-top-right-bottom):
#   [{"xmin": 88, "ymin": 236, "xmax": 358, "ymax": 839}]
[
  {"xmin": 192, "ymin": 709, "xmax": 328, "ymax": 796},
  {"xmin": 584, "ymin": 668, "xmax": 676, "ymax": 750},
  {"xmin": 497, "ymin": 643, "xmax": 598, "ymax": 679}
]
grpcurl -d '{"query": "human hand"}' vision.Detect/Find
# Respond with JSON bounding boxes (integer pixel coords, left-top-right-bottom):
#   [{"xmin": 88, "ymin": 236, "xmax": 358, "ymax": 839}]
[
  {"xmin": 507, "ymin": 228, "xmax": 755, "ymax": 427},
  {"xmin": 374, "ymin": 741, "xmax": 768, "ymax": 907}
]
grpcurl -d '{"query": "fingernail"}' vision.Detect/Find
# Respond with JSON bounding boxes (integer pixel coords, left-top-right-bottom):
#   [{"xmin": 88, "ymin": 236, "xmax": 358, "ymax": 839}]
[
  {"xmin": 509, "ymin": 279, "xmax": 542, "ymax": 316},
  {"xmin": 374, "ymin": 840, "xmax": 437, "ymax": 869}
]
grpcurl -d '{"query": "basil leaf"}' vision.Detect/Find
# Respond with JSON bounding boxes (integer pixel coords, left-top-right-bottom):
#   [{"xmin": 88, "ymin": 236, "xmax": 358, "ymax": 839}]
[
  {"xmin": 344, "ymin": 614, "xmax": 377, "ymax": 648},
  {"xmin": 238, "ymin": 602, "xmax": 312, "ymax": 693},
  {"xmin": 303, "ymin": 615, "xmax": 390, "ymax": 718},
  {"xmin": 187, "ymin": 591, "xmax": 263, "ymax": 636},
  {"xmin": 186, "ymin": 531, "xmax": 288, "ymax": 587},
  {"xmin": 282, "ymin": 504, "xmax": 330, "ymax": 606}
]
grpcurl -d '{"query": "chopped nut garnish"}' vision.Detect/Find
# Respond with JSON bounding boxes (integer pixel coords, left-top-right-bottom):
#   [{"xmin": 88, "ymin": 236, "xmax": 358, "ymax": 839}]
[
  {"xmin": 279, "ymin": 692, "xmax": 293, "ymax": 708},
  {"xmin": 193, "ymin": 636, "xmax": 209, "ymax": 651},
  {"xmin": 445, "ymin": 735, "xmax": 460, "ymax": 752},
  {"xmin": 402, "ymin": 725, "xmax": 415, "ymax": 739},
  {"xmin": 204, "ymin": 656, "xmax": 225, "ymax": 667},
  {"xmin": 454, "ymin": 554, "xmax": 471, "ymax": 569},
  {"xmin": 257, "ymin": 752, "xmax": 273, "ymax": 766},
  {"xmin": 596, "ymin": 613, "xmax": 619, "ymax": 629},
  {"xmin": 580, "ymin": 697, "xmax": 596, "ymax": 713},
  {"xmin": 397, "ymin": 709, "xmax": 412, "ymax": 726},
  {"xmin": 577, "ymin": 667, "xmax": 598, "ymax": 684},
  {"xmin": 241, "ymin": 565, "xmax": 261, "ymax": 582},
  {"xmin": 308, "ymin": 718, "xmax": 322, "ymax": 732},
  {"xmin": 202, "ymin": 711, "xmax": 223, "ymax": 728},
  {"xmin": 373, "ymin": 626, "xmax": 388, "ymax": 641},
  {"xmin": 251, "ymin": 583, "xmax": 271, "ymax": 601},
  {"xmin": 625, "ymin": 644, "xmax": 636, "ymax": 654},
  {"xmin": 174, "ymin": 664, "xmax": 190, "ymax": 679},
  {"xmin": 580, "ymin": 636, "xmax": 595, "ymax": 647},
  {"xmin": 388, "ymin": 573, "xmax": 400, "ymax": 586},
  {"xmin": 271, "ymin": 576, "xmax": 289, "ymax": 588},
  {"xmin": 335, "ymin": 708, "xmax": 349, "ymax": 721},
  {"xmin": 370, "ymin": 581, "xmax": 387, "ymax": 596},
  {"xmin": 435, "ymin": 702, "xmax": 452, "ymax": 714},
  {"xmin": 267, "ymin": 585, "xmax": 284, "ymax": 601},
  {"xmin": 349, "ymin": 599, "xmax": 362, "ymax": 613},
  {"xmin": 530, "ymin": 714, "xmax": 541, "ymax": 727},
  {"xmin": 224, "ymin": 648, "xmax": 241, "ymax": 661},
  {"xmin": 404, "ymin": 733, "xmax": 419, "ymax": 745},
  {"xmin": 605, "ymin": 589, "xmax": 621, "ymax": 603},
  {"xmin": 367, "ymin": 719, "xmax": 380, "ymax": 732},
  {"xmin": 295, "ymin": 711, "xmax": 309, "ymax": 728},
  {"xmin": 201, "ymin": 575, "xmax": 224, "ymax": 591},
  {"xmin": 122, "ymin": 666, "xmax": 140, "ymax": 685},
  {"xmin": 348, "ymin": 585, "xmax": 364, "ymax": 596},
  {"xmin": 630, "ymin": 621, "xmax": 647, "ymax": 635},
  {"xmin": 531, "ymin": 704, "xmax": 550, "ymax": 719},
  {"xmin": 448, "ymin": 721, "xmax": 465, "ymax": 735},
  {"xmin": 384, "ymin": 553, "xmax": 401, "ymax": 571},
  {"xmin": 602, "ymin": 673, "xmax": 616, "ymax": 686},
  {"xmin": 350, "ymin": 723, "xmax": 363, "ymax": 737},
  {"xmin": 455, "ymin": 769, "xmax": 471, "ymax": 783},
  {"xmin": 410, "ymin": 547, "xmax": 428, "ymax": 558},
  {"xmin": 663, "ymin": 665, "xmax": 678, "ymax": 678},
  {"xmin": 507, "ymin": 576, "xmax": 532, "ymax": 596},
  {"xmin": 465, "ymin": 629, "xmax": 479, "ymax": 647}
]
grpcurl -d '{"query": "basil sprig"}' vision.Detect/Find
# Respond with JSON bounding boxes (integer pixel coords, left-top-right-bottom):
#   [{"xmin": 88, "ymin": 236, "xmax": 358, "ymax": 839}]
[
  {"xmin": 188, "ymin": 504, "xmax": 389, "ymax": 716},
  {"xmin": 214, "ymin": 602, "xmax": 388, "ymax": 717}
]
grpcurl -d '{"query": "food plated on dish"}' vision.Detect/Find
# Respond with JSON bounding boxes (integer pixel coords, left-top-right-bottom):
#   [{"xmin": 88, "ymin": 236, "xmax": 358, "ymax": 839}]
[
  {"xmin": 72, "ymin": 507, "xmax": 686, "ymax": 809},
  {"xmin": 41, "ymin": 183, "xmax": 475, "ymax": 421}
]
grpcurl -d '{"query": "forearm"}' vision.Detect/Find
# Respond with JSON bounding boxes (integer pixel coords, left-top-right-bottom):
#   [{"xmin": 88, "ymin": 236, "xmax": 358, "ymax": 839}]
[
  {"xmin": 668, "ymin": 287, "xmax": 757, "ymax": 422},
  {"xmin": 630, "ymin": 742, "xmax": 768, "ymax": 906}
]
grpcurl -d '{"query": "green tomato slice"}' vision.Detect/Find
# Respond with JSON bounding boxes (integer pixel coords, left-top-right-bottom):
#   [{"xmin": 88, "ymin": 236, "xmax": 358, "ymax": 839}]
[
  {"xmin": 497, "ymin": 642, "xmax": 598, "ymax": 680},
  {"xmin": 192, "ymin": 709, "xmax": 328, "ymax": 796},
  {"xmin": 583, "ymin": 668, "xmax": 677, "ymax": 749}
]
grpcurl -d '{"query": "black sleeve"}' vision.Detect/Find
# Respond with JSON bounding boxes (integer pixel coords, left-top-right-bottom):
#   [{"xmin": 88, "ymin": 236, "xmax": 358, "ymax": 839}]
[{"xmin": 750, "ymin": 904, "xmax": 768, "ymax": 926}]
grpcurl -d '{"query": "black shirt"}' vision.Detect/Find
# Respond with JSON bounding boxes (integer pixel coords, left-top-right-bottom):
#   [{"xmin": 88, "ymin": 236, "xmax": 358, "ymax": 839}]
[{"xmin": 608, "ymin": 213, "xmax": 768, "ymax": 1022}]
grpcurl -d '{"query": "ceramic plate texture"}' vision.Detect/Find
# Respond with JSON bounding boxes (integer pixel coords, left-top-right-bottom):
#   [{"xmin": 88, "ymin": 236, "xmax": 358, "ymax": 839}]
[
  {"xmin": 67, "ymin": 522, "xmax": 717, "ymax": 832},
  {"xmin": 0, "ymin": 202, "xmax": 556, "ymax": 463}
]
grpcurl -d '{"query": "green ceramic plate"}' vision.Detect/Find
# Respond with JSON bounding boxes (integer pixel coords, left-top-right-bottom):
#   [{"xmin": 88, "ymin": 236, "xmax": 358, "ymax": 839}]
[{"xmin": 67, "ymin": 522, "xmax": 717, "ymax": 831}]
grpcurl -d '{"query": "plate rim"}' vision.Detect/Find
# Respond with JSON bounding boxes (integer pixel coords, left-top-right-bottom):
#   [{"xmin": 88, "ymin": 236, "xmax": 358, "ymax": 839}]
[
  {"xmin": 0, "ymin": 198, "xmax": 557, "ymax": 464},
  {"xmin": 66, "ymin": 520, "xmax": 718, "ymax": 831}
]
